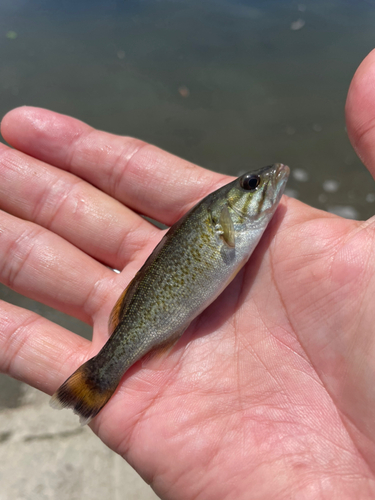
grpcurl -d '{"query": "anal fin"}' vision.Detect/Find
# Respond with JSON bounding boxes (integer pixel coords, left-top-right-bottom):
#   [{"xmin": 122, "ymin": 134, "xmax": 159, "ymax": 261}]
[{"xmin": 142, "ymin": 327, "xmax": 187, "ymax": 369}]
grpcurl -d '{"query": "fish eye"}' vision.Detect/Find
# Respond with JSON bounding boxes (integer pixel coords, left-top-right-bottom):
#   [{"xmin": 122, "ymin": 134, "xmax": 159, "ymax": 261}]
[{"xmin": 241, "ymin": 175, "xmax": 260, "ymax": 191}]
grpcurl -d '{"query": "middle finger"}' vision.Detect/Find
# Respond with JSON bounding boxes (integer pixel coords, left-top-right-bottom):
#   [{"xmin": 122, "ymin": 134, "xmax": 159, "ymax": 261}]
[{"xmin": 0, "ymin": 144, "xmax": 159, "ymax": 271}]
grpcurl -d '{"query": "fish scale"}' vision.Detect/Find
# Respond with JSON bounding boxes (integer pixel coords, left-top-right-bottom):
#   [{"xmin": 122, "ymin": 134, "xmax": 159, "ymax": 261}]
[{"xmin": 50, "ymin": 163, "xmax": 289, "ymax": 424}]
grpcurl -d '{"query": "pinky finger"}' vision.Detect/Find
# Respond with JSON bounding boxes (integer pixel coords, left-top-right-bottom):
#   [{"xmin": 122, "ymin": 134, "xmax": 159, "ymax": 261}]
[{"xmin": 0, "ymin": 300, "xmax": 91, "ymax": 394}]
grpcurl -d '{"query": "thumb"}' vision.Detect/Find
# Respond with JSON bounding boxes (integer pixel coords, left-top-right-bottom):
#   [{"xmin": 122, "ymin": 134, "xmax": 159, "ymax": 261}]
[{"xmin": 346, "ymin": 49, "xmax": 375, "ymax": 180}]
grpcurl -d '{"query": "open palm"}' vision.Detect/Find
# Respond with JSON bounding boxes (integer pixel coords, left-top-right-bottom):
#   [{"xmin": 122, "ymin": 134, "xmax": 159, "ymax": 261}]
[{"xmin": 2, "ymin": 52, "xmax": 375, "ymax": 499}]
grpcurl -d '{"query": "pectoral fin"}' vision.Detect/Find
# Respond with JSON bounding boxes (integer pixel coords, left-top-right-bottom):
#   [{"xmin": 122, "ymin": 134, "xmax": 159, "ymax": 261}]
[{"xmin": 219, "ymin": 205, "xmax": 235, "ymax": 248}]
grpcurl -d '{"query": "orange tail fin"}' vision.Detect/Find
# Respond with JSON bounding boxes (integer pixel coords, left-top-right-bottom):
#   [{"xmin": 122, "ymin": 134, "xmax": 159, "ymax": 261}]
[{"xmin": 50, "ymin": 358, "xmax": 116, "ymax": 425}]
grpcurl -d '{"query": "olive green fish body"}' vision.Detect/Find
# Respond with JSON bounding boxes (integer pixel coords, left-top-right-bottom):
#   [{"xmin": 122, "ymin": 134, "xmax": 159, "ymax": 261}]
[{"xmin": 50, "ymin": 163, "xmax": 289, "ymax": 424}]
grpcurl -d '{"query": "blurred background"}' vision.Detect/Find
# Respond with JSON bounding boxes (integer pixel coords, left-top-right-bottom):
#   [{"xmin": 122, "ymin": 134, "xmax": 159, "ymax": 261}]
[{"xmin": 0, "ymin": 0, "xmax": 374, "ymax": 498}]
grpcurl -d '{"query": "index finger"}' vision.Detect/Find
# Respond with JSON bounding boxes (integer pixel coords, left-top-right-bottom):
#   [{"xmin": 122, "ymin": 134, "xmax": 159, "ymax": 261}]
[{"xmin": 1, "ymin": 107, "xmax": 229, "ymax": 226}]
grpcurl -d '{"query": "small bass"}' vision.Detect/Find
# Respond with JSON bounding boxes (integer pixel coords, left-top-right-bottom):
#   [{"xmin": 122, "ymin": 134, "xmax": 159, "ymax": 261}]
[{"xmin": 51, "ymin": 163, "xmax": 289, "ymax": 424}]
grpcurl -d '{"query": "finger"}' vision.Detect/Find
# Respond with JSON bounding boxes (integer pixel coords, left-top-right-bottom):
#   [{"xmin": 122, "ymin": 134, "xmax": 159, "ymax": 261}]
[
  {"xmin": 346, "ymin": 49, "xmax": 375, "ymax": 179},
  {"xmin": 0, "ymin": 300, "xmax": 90, "ymax": 394},
  {"xmin": 0, "ymin": 210, "xmax": 113, "ymax": 325},
  {"xmin": 1, "ymin": 107, "xmax": 229, "ymax": 226},
  {"xmin": 0, "ymin": 143, "xmax": 159, "ymax": 270}
]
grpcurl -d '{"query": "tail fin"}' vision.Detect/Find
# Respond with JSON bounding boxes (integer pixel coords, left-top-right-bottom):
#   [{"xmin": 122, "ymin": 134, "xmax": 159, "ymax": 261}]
[{"xmin": 50, "ymin": 357, "xmax": 116, "ymax": 425}]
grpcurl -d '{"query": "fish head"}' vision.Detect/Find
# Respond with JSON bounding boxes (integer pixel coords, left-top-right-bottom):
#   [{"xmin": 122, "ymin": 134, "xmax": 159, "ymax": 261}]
[{"xmin": 226, "ymin": 163, "xmax": 290, "ymax": 225}]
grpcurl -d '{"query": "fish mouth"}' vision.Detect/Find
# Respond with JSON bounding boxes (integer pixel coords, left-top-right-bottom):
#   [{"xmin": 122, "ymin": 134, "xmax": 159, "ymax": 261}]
[
  {"xmin": 257, "ymin": 163, "xmax": 290, "ymax": 218},
  {"xmin": 274, "ymin": 163, "xmax": 290, "ymax": 185},
  {"xmin": 270, "ymin": 163, "xmax": 290, "ymax": 195}
]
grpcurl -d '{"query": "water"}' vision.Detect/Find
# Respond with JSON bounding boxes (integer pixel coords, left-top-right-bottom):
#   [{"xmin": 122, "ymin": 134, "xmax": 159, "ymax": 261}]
[{"xmin": 1, "ymin": 0, "xmax": 375, "ymax": 404}]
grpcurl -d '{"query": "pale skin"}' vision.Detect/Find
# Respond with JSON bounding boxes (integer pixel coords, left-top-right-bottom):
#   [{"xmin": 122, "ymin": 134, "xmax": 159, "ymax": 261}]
[{"xmin": 1, "ymin": 51, "xmax": 375, "ymax": 499}]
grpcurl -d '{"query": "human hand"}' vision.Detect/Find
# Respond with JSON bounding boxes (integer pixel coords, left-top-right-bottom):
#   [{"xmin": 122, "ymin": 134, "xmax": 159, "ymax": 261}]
[{"xmin": 2, "ymin": 51, "xmax": 375, "ymax": 499}]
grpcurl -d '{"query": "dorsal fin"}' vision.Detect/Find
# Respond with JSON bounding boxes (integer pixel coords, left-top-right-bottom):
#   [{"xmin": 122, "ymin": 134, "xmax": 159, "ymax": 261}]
[{"xmin": 108, "ymin": 281, "xmax": 132, "ymax": 335}]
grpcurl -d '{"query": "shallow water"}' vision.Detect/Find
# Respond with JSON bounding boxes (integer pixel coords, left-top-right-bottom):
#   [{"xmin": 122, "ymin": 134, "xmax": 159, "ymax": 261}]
[
  {"xmin": 1, "ymin": 0, "xmax": 375, "ymax": 405},
  {"xmin": 1, "ymin": 0, "xmax": 375, "ymax": 217}
]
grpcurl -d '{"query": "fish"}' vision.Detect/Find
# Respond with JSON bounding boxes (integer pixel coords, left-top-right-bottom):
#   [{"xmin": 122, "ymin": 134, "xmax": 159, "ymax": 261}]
[{"xmin": 50, "ymin": 163, "xmax": 289, "ymax": 424}]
